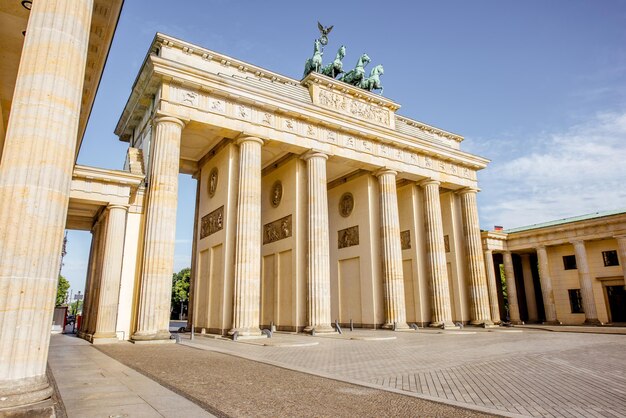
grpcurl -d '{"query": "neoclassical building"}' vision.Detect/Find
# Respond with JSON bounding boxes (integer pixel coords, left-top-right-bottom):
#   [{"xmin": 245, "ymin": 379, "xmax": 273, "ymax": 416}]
[
  {"xmin": 483, "ymin": 210, "xmax": 626, "ymax": 325},
  {"xmin": 106, "ymin": 32, "xmax": 499, "ymax": 339}
]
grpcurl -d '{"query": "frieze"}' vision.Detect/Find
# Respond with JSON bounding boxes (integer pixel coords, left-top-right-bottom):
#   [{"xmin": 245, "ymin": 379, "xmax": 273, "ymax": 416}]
[
  {"xmin": 165, "ymin": 89, "xmax": 478, "ymax": 182},
  {"xmin": 338, "ymin": 225, "xmax": 359, "ymax": 249},
  {"xmin": 401, "ymin": 230, "xmax": 411, "ymax": 250},
  {"xmin": 317, "ymin": 89, "xmax": 391, "ymax": 128},
  {"xmin": 200, "ymin": 206, "xmax": 224, "ymax": 239},
  {"xmin": 263, "ymin": 215, "xmax": 292, "ymax": 244}
]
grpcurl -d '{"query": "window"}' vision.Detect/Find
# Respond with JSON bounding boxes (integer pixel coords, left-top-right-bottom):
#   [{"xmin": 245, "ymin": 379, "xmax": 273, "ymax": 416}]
[
  {"xmin": 602, "ymin": 250, "xmax": 620, "ymax": 267},
  {"xmin": 568, "ymin": 289, "xmax": 584, "ymax": 314},
  {"xmin": 563, "ymin": 255, "xmax": 577, "ymax": 270}
]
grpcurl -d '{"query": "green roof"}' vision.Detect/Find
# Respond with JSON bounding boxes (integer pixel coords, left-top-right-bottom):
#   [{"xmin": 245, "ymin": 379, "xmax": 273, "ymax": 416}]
[{"xmin": 503, "ymin": 208, "xmax": 626, "ymax": 234}]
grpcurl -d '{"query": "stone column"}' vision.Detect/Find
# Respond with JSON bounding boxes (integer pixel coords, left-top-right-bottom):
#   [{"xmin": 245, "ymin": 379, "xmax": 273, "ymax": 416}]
[
  {"xmin": 0, "ymin": 0, "xmax": 93, "ymax": 408},
  {"xmin": 614, "ymin": 235, "xmax": 626, "ymax": 282},
  {"xmin": 78, "ymin": 219, "xmax": 102, "ymax": 339},
  {"xmin": 571, "ymin": 240, "xmax": 601, "ymax": 325},
  {"xmin": 132, "ymin": 116, "xmax": 185, "ymax": 341},
  {"xmin": 503, "ymin": 252, "xmax": 522, "ymax": 324},
  {"xmin": 420, "ymin": 180, "xmax": 455, "ymax": 328},
  {"xmin": 536, "ymin": 245, "xmax": 559, "ymax": 324},
  {"xmin": 303, "ymin": 151, "xmax": 334, "ymax": 334},
  {"xmin": 483, "ymin": 249, "xmax": 501, "ymax": 324},
  {"xmin": 458, "ymin": 188, "xmax": 493, "ymax": 325},
  {"xmin": 376, "ymin": 169, "xmax": 408, "ymax": 330},
  {"xmin": 92, "ymin": 205, "xmax": 129, "ymax": 343},
  {"xmin": 84, "ymin": 217, "xmax": 106, "ymax": 338},
  {"xmin": 520, "ymin": 254, "xmax": 539, "ymax": 322},
  {"xmin": 229, "ymin": 137, "xmax": 264, "ymax": 337}
]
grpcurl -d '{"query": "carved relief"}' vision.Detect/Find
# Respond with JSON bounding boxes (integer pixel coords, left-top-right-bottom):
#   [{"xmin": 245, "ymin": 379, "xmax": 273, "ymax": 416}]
[
  {"xmin": 270, "ymin": 180, "xmax": 283, "ymax": 208},
  {"xmin": 200, "ymin": 206, "xmax": 224, "ymax": 239},
  {"xmin": 263, "ymin": 215, "xmax": 292, "ymax": 244},
  {"xmin": 339, "ymin": 192, "xmax": 354, "ymax": 217},
  {"xmin": 338, "ymin": 225, "xmax": 359, "ymax": 249},
  {"xmin": 346, "ymin": 136, "xmax": 356, "ymax": 148},
  {"xmin": 209, "ymin": 98, "xmax": 225, "ymax": 113},
  {"xmin": 444, "ymin": 235, "xmax": 450, "ymax": 253},
  {"xmin": 327, "ymin": 130, "xmax": 337, "ymax": 143},
  {"xmin": 284, "ymin": 119, "xmax": 295, "ymax": 130},
  {"xmin": 181, "ymin": 90, "xmax": 198, "ymax": 106},
  {"xmin": 208, "ymin": 167, "xmax": 218, "ymax": 198},
  {"xmin": 317, "ymin": 89, "xmax": 390, "ymax": 127},
  {"xmin": 262, "ymin": 112, "xmax": 273, "ymax": 125},
  {"xmin": 237, "ymin": 105, "xmax": 250, "ymax": 119},
  {"xmin": 306, "ymin": 125, "xmax": 316, "ymax": 136},
  {"xmin": 401, "ymin": 230, "xmax": 411, "ymax": 250},
  {"xmin": 425, "ymin": 156, "xmax": 433, "ymax": 168}
]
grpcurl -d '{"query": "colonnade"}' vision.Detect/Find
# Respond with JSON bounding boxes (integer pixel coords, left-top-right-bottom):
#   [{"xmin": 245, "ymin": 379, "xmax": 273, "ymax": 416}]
[
  {"xmin": 486, "ymin": 235, "xmax": 626, "ymax": 325},
  {"xmin": 123, "ymin": 118, "xmax": 496, "ymax": 339}
]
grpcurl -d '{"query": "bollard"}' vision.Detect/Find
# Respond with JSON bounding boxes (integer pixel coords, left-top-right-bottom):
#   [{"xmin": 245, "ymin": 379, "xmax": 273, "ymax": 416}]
[
  {"xmin": 232, "ymin": 331, "xmax": 239, "ymax": 341},
  {"xmin": 335, "ymin": 319, "xmax": 343, "ymax": 335},
  {"xmin": 350, "ymin": 318, "xmax": 354, "ymax": 332}
]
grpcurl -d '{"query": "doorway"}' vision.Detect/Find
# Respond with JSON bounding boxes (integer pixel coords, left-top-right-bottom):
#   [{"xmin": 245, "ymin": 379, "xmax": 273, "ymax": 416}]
[{"xmin": 606, "ymin": 285, "xmax": 626, "ymax": 323}]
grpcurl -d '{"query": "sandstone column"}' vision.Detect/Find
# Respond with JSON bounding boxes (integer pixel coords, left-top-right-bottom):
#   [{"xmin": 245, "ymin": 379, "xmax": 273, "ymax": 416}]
[
  {"xmin": 0, "ymin": 0, "xmax": 93, "ymax": 408},
  {"xmin": 520, "ymin": 254, "xmax": 539, "ymax": 322},
  {"xmin": 304, "ymin": 151, "xmax": 334, "ymax": 333},
  {"xmin": 78, "ymin": 219, "xmax": 102, "ymax": 339},
  {"xmin": 502, "ymin": 252, "xmax": 522, "ymax": 324},
  {"xmin": 84, "ymin": 217, "xmax": 106, "ymax": 338},
  {"xmin": 458, "ymin": 188, "xmax": 493, "ymax": 325},
  {"xmin": 483, "ymin": 249, "xmax": 501, "ymax": 324},
  {"xmin": 571, "ymin": 240, "xmax": 601, "ymax": 325},
  {"xmin": 376, "ymin": 169, "xmax": 408, "ymax": 329},
  {"xmin": 92, "ymin": 205, "xmax": 129, "ymax": 343},
  {"xmin": 536, "ymin": 245, "xmax": 559, "ymax": 324},
  {"xmin": 420, "ymin": 180, "xmax": 455, "ymax": 328},
  {"xmin": 614, "ymin": 235, "xmax": 626, "ymax": 282},
  {"xmin": 229, "ymin": 137, "xmax": 264, "ymax": 337},
  {"xmin": 132, "ymin": 116, "xmax": 185, "ymax": 341}
]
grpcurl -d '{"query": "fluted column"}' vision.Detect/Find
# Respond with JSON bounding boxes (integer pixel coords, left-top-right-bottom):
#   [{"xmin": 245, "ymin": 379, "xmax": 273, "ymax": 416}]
[
  {"xmin": 458, "ymin": 188, "xmax": 493, "ymax": 325},
  {"xmin": 92, "ymin": 205, "xmax": 129, "ymax": 343},
  {"xmin": 229, "ymin": 137, "xmax": 264, "ymax": 337},
  {"xmin": 536, "ymin": 245, "xmax": 559, "ymax": 324},
  {"xmin": 376, "ymin": 169, "xmax": 408, "ymax": 329},
  {"xmin": 79, "ymin": 219, "xmax": 102, "ymax": 339},
  {"xmin": 615, "ymin": 235, "xmax": 626, "ymax": 282},
  {"xmin": 420, "ymin": 180, "xmax": 455, "ymax": 328},
  {"xmin": 84, "ymin": 216, "xmax": 106, "ymax": 337},
  {"xmin": 304, "ymin": 151, "xmax": 334, "ymax": 333},
  {"xmin": 132, "ymin": 116, "xmax": 185, "ymax": 341},
  {"xmin": 0, "ymin": 0, "xmax": 93, "ymax": 408},
  {"xmin": 571, "ymin": 240, "xmax": 600, "ymax": 325},
  {"xmin": 520, "ymin": 254, "xmax": 538, "ymax": 322},
  {"xmin": 503, "ymin": 252, "xmax": 522, "ymax": 324},
  {"xmin": 483, "ymin": 249, "xmax": 501, "ymax": 324}
]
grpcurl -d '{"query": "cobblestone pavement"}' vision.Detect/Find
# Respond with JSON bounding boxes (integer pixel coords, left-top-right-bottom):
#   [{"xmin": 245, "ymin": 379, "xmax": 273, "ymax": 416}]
[
  {"xmin": 174, "ymin": 328, "xmax": 626, "ymax": 417},
  {"xmin": 96, "ymin": 342, "xmax": 492, "ymax": 418}
]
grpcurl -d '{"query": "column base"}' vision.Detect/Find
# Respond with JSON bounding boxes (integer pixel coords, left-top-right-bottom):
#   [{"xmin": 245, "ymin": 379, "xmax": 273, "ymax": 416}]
[
  {"xmin": 469, "ymin": 319, "xmax": 495, "ymax": 326},
  {"xmin": 429, "ymin": 321, "xmax": 459, "ymax": 330},
  {"xmin": 91, "ymin": 337, "xmax": 119, "ymax": 345},
  {"xmin": 382, "ymin": 322, "xmax": 410, "ymax": 330},
  {"xmin": 228, "ymin": 327, "xmax": 264, "ymax": 338},
  {"xmin": 131, "ymin": 330, "xmax": 172, "ymax": 342},
  {"xmin": 510, "ymin": 320, "xmax": 525, "ymax": 325},
  {"xmin": 0, "ymin": 398, "xmax": 55, "ymax": 418},
  {"xmin": 304, "ymin": 324, "xmax": 336, "ymax": 335},
  {"xmin": 0, "ymin": 375, "xmax": 53, "ymax": 410},
  {"xmin": 542, "ymin": 320, "xmax": 561, "ymax": 325},
  {"xmin": 584, "ymin": 318, "xmax": 603, "ymax": 326}
]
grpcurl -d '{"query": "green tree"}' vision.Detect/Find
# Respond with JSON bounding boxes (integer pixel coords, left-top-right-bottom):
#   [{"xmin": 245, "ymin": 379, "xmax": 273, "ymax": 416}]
[
  {"xmin": 172, "ymin": 268, "xmax": 191, "ymax": 304},
  {"xmin": 56, "ymin": 275, "xmax": 70, "ymax": 306}
]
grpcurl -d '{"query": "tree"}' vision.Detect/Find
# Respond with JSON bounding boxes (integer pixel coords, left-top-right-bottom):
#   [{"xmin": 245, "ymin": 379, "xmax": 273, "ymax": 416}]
[
  {"xmin": 56, "ymin": 275, "xmax": 70, "ymax": 306},
  {"xmin": 171, "ymin": 268, "xmax": 191, "ymax": 319}
]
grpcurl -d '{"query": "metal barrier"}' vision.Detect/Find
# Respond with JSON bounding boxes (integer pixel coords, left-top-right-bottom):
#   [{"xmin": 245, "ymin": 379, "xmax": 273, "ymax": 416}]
[
  {"xmin": 334, "ymin": 319, "xmax": 343, "ymax": 335},
  {"xmin": 409, "ymin": 323, "xmax": 419, "ymax": 331},
  {"xmin": 261, "ymin": 329, "xmax": 273, "ymax": 338}
]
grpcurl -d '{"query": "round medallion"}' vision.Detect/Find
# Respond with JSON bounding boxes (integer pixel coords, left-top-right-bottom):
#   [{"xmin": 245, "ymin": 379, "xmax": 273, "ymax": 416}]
[
  {"xmin": 270, "ymin": 180, "xmax": 283, "ymax": 208},
  {"xmin": 319, "ymin": 35, "xmax": 328, "ymax": 46},
  {"xmin": 339, "ymin": 192, "xmax": 354, "ymax": 217},
  {"xmin": 208, "ymin": 167, "xmax": 218, "ymax": 198}
]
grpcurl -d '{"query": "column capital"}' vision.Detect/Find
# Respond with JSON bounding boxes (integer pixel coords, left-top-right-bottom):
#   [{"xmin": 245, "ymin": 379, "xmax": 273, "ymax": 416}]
[
  {"xmin": 418, "ymin": 178, "xmax": 440, "ymax": 187},
  {"xmin": 520, "ymin": 253, "xmax": 532, "ymax": 259},
  {"xmin": 613, "ymin": 234, "xmax": 626, "ymax": 240},
  {"xmin": 374, "ymin": 168, "xmax": 398, "ymax": 178},
  {"xmin": 570, "ymin": 239, "xmax": 586, "ymax": 246},
  {"xmin": 235, "ymin": 135, "xmax": 264, "ymax": 146},
  {"xmin": 456, "ymin": 186, "xmax": 480, "ymax": 195},
  {"xmin": 535, "ymin": 244, "xmax": 547, "ymax": 251},
  {"xmin": 106, "ymin": 204, "xmax": 129, "ymax": 212},
  {"xmin": 484, "ymin": 248, "xmax": 493, "ymax": 255},
  {"xmin": 154, "ymin": 115, "xmax": 187, "ymax": 129},
  {"xmin": 301, "ymin": 149, "xmax": 329, "ymax": 161}
]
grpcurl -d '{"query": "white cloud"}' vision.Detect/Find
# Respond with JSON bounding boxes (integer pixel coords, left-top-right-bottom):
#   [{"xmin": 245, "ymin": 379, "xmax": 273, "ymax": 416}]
[{"xmin": 467, "ymin": 111, "xmax": 626, "ymax": 229}]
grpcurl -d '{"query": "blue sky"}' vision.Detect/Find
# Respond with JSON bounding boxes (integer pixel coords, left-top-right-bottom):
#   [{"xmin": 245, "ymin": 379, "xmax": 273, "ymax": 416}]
[{"xmin": 62, "ymin": 0, "xmax": 626, "ymax": 293}]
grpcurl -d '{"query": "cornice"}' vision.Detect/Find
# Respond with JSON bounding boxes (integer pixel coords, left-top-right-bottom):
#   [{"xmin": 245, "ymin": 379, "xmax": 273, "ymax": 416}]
[{"xmin": 73, "ymin": 164, "xmax": 145, "ymax": 187}]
